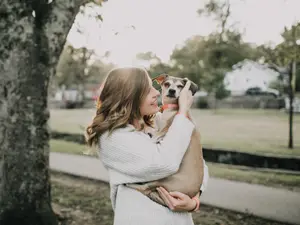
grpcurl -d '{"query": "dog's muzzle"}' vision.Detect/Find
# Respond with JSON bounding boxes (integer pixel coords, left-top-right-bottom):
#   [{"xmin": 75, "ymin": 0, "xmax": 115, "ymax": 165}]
[{"xmin": 167, "ymin": 89, "xmax": 176, "ymax": 98}]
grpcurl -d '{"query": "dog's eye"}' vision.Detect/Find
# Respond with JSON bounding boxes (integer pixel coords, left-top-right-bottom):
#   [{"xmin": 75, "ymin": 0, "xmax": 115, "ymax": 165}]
[
  {"xmin": 164, "ymin": 83, "xmax": 170, "ymax": 88},
  {"xmin": 177, "ymin": 85, "xmax": 184, "ymax": 89}
]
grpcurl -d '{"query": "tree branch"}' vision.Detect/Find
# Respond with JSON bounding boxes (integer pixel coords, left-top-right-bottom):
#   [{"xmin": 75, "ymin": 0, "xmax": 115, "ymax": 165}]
[
  {"xmin": 45, "ymin": 0, "xmax": 106, "ymax": 78},
  {"xmin": 45, "ymin": 0, "xmax": 85, "ymax": 66},
  {"xmin": 267, "ymin": 63, "xmax": 291, "ymax": 75}
]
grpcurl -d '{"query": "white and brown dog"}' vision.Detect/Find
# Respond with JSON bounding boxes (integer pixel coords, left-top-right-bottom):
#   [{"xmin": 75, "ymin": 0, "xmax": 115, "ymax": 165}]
[{"xmin": 126, "ymin": 74, "xmax": 205, "ymax": 207}]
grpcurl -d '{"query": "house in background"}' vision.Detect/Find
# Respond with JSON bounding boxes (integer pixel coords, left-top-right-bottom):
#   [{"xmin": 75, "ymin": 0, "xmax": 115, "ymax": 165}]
[{"xmin": 224, "ymin": 59, "xmax": 280, "ymax": 96}]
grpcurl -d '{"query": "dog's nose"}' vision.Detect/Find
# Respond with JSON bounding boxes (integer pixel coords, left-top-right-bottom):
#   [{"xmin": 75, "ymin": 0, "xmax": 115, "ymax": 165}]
[{"xmin": 168, "ymin": 89, "xmax": 176, "ymax": 95}]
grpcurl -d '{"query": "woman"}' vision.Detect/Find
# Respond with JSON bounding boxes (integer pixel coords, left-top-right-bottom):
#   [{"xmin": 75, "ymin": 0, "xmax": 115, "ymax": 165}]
[{"xmin": 86, "ymin": 67, "xmax": 208, "ymax": 225}]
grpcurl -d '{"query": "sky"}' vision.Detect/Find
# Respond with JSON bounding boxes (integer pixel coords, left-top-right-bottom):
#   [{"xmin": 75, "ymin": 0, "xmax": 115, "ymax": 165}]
[{"xmin": 68, "ymin": 0, "xmax": 300, "ymax": 67}]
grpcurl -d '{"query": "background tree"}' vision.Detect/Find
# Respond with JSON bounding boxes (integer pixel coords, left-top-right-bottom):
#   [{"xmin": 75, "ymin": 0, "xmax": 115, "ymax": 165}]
[
  {"xmin": 55, "ymin": 45, "xmax": 114, "ymax": 82},
  {"xmin": 194, "ymin": 0, "xmax": 257, "ymax": 109},
  {"xmin": 85, "ymin": 59, "xmax": 115, "ymax": 84},
  {"xmin": 0, "ymin": 1, "xmax": 105, "ymax": 224},
  {"xmin": 136, "ymin": 51, "xmax": 161, "ymax": 64},
  {"xmin": 197, "ymin": 0, "xmax": 232, "ymax": 43},
  {"xmin": 167, "ymin": 0, "xmax": 258, "ymax": 94},
  {"xmin": 170, "ymin": 36, "xmax": 207, "ymax": 86},
  {"xmin": 170, "ymin": 32, "xmax": 257, "ymax": 91},
  {"xmin": 136, "ymin": 51, "xmax": 176, "ymax": 80},
  {"xmin": 261, "ymin": 23, "xmax": 300, "ymax": 149},
  {"xmin": 56, "ymin": 44, "xmax": 94, "ymax": 88}
]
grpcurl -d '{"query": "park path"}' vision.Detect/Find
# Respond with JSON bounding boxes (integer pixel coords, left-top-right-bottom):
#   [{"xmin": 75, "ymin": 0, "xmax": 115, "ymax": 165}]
[{"xmin": 50, "ymin": 152, "xmax": 300, "ymax": 225}]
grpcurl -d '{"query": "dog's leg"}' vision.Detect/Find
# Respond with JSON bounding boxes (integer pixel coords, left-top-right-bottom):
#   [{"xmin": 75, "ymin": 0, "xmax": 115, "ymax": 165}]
[
  {"xmin": 126, "ymin": 183, "xmax": 168, "ymax": 207},
  {"xmin": 147, "ymin": 191, "xmax": 168, "ymax": 207},
  {"xmin": 126, "ymin": 183, "xmax": 152, "ymax": 195}
]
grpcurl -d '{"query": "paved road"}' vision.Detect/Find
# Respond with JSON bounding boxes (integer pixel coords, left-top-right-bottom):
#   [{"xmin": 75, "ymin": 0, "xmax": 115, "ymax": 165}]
[{"xmin": 50, "ymin": 152, "xmax": 300, "ymax": 225}]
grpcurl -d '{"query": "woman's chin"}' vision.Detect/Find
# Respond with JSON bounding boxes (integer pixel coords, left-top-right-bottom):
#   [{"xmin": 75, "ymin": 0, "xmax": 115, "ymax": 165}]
[
  {"xmin": 141, "ymin": 105, "xmax": 160, "ymax": 116},
  {"xmin": 154, "ymin": 105, "xmax": 160, "ymax": 112},
  {"xmin": 147, "ymin": 106, "xmax": 160, "ymax": 115}
]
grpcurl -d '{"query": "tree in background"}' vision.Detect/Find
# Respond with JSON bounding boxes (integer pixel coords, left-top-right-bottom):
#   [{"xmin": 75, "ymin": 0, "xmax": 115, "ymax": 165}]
[
  {"xmin": 56, "ymin": 44, "xmax": 94, "ymax": 87},
  {"xmin": 136, "ymin": 0, "xmax": 258, "ymax": 96},
  {"xmin": 260, "ymin": 23, "xmax": 300, "ymax": 149},
  {"xmin": 170, "ymin": 32, "xmax": 257, "ymax": 92},
  {"xmin": 136, "ymin": 51, "xmax": 176, "ymax": 79},
  {"xmin": 203, "ymin": 68, "xmax": 231, "ymax": 110},
  {"xmin": 197, "ymin": 0, "xmax": 232, "ymax": 43},
  {"xmin": 55, "ymin": 44, "xmax": 114, "ymax": 90},
  {"xmin": 260, "ymin": 23, "xmax": 300, "ymax": 93},
  {"xmin": 0, "ymin": 1, "xmax": 105, "ymax": 224},
  {"xmin": 136, "ymin": 51, "xmax": 161, "ymax": 64},
  {"xmin": 170, "ymin": 36, "xmax": 207, "ymax": 86},
  {"xmin": 167, "ymin": 0, "xmax": 258, "ymax": 95},
  {"xmin": 86, "ymin": 59, "xmax": 115, "ymax": 84}
]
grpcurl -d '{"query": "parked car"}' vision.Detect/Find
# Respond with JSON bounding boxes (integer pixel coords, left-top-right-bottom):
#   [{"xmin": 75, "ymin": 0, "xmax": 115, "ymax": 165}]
[
  {"xmin": 245, "ymin": 87, "xmax": 280, "ymax": 98},
  {"xmin": 54, "ymin": 89, "xmax": 84, "ymax": 109}
]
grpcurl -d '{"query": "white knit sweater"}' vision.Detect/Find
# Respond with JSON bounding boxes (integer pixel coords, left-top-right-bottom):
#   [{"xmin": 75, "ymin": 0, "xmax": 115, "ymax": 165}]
[{"xmin": 99, "ymin": 114, "xmax": 209, "ymax": 225}]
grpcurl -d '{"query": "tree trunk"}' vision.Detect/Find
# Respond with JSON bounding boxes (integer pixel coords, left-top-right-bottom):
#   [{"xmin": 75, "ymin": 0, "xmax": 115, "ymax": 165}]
[
  {"xmin": 0, "ymin": 1, "xmax": 85, "ymax": 224},
  {"xmin": 288, "ymin": 61, "xmax": 296, "ymax": 149}
]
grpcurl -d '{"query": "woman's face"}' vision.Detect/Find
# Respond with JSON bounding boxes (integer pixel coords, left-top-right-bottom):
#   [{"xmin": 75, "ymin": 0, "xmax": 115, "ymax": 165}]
[{"xmin": 140, "ymin": 77, "xmax": 160, "ymax": 116}]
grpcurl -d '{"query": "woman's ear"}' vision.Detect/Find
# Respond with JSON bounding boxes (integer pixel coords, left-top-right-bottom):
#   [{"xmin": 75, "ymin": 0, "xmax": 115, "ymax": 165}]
[{"xmin": 152, "ymin": 74, "xmax": 168, "ymax": 84}]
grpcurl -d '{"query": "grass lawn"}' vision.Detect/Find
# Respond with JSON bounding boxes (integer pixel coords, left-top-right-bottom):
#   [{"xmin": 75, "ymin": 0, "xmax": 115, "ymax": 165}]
[
  {"xmin": 192, "ymin": 109, "xmax": 300, "ymax": 157},
  {"xmin": 49, "ymin": 108, "xmax": 300, "ymax": 157},
  {"xmin": 51, "ymin": 172, "xmax": 288, "ymax": 225},
  {"xmin": 50, "ymin": 139, "xmax": 90, "ymax": 155},
  {"xmin": 50, "ymin": 140, "xmax": 300, "ymax": 192}
]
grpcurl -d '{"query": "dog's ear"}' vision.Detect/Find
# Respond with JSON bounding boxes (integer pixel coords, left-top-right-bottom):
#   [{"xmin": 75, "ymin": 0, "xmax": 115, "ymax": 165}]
[
  {"xmin": 183, "ymin": 78, "xmax": 199, "ymax": 95},
  {"xmin": 152, "ymin": 74, "xmax": 169, "ymax": 85}
]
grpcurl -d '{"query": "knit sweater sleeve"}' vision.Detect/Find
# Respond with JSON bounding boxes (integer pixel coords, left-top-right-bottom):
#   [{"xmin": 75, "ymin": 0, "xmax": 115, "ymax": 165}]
[{"xmin": 99, "ymin": 114, "xmax": 194, "ymax": 183}]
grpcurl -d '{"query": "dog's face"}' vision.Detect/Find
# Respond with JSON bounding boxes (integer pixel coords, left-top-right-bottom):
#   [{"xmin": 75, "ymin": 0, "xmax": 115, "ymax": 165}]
[{"xmin": 153, "ymin": 74, "xmax": 199, "ymax": 104}]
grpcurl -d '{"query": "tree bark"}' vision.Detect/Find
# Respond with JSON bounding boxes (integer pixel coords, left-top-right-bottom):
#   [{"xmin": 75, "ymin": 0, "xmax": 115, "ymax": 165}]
[{"xmin": 0, "ymin": 0, "xmax": 85, "ymax": 224}]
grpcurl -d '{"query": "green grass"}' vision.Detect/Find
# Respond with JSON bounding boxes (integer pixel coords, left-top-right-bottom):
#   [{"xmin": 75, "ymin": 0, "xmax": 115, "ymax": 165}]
[
  {"xmin": 50, "ymin": 140, "xmax": 300, "ymax": 191},
  {"xmin": 50, "ymin": 139, "xmax": 92, "ymax": 155},
  {"xmin": 191, "ymin": 109, "xmax": 300, "ymax": 157},
  {"xmin": 50, "ymin": 108, "xmax": 300, "ymax": 157}
]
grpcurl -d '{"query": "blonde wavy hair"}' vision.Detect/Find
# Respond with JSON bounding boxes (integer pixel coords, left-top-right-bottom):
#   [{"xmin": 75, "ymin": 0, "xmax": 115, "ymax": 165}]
[{"xmin": 85, "ymin": 67, "xmax": 155, "ymax": 147}]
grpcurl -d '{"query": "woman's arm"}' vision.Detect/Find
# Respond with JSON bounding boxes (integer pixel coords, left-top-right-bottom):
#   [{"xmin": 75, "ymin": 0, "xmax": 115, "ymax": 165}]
[
  {"xmin": 186, "ymin": 160, "xmax": 209, "ymax": 212},
  {"xmin": 100, "ymin": 114, "xmax": 194, "ymax": 182},
  {"xmin": 156, "ymin": 187, "xmax": 198, "ymax": 212}
]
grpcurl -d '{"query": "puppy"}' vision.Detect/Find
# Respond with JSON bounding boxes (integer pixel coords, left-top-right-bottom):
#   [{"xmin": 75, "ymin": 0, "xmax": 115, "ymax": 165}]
[{"xmin": 126, "ymin": 74, "xmax": 204, "ymax": 207}]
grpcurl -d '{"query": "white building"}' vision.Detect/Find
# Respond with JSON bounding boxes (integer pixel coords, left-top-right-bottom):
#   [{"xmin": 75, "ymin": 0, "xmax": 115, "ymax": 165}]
[{"xmin": 224, "ymin": 59, "xmax": 280, "ymax": 96}]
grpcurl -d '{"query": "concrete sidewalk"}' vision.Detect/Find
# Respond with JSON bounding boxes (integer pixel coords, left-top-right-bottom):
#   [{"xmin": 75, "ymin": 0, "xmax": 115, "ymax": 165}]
[{"xmin": 50, "ymin": 152, "xmax": 300, "ymax": 225}]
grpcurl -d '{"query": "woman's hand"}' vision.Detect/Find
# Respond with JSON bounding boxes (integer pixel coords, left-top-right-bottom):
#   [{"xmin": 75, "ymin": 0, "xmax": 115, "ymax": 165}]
[
  {"xmin": 193, "ymin": 191, "xmax": 200, "ymax": 199},
  {"xmin": 156, "ymin": 187, "xmax": 198, "ymax": 212},
  {"xmin": 178, "ymin": 81, "xmax": 193, "ymax": 116}
]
